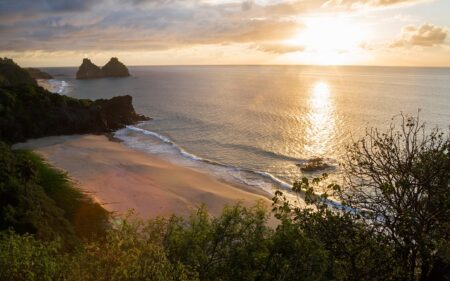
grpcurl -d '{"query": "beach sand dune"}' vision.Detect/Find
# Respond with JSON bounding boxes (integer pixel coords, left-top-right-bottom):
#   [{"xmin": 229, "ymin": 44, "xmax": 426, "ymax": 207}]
[{"xmin": 14, "ymin": 135, "xmax": 272, "ymax": 218}]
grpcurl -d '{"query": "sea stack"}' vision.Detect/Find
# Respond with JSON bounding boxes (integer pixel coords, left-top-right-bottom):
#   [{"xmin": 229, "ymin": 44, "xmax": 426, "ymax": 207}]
[
  {"xmin": 102, "ymin": 57, "xmax": 130, "ymax": 77},
  {"xmin": 76, "ymin": 58, "xmax": 103, "ymax": 79},
  {"xmin": 76, "ymin": 57, "xmax": 130, "ymax": 79}
]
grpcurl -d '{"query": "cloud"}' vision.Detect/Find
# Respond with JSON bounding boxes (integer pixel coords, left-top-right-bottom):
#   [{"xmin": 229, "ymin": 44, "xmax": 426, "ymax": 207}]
[
  {"xmin": 390, "ymin": 23, "xmax": 448, "ymax": 48},
  {"xmin": 253, "ymin": 43, "xmax": 305, "ymax": 54},
  {"xmin": 0, "ymin": 0, "xmax": 97, "ymax": 15},
  {"xmin": 0, "ymin": 0, "xmax": 304, "ymax": 52},
  {"xmin": 322, "ymin": 0, "xmax": 430, "ymax": 9}
]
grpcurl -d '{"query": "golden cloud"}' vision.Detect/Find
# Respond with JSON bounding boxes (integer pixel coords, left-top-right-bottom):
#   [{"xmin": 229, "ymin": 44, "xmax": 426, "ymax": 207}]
[{"xmin": 390, "ymin": 23, "xmax": 448, "ymax": 48}]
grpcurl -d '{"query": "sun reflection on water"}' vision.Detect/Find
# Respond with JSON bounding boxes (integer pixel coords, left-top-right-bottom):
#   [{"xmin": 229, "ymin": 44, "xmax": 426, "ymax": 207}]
[{"xmin": 304, "ymin": 81, "xmax": 336, "ymax": 157}]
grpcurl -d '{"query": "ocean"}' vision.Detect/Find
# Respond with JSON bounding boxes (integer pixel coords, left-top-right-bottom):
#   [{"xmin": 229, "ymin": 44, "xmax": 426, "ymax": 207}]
[{"xmin": 40, "ymin": 65, "xmax": 450, "ymax": 196}]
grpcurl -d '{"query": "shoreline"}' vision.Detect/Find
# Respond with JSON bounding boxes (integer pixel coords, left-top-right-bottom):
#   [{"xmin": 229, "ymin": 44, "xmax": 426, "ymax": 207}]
[{"xmin": 13, "ymin": 134, "xmax": 273, "ymax": 218}]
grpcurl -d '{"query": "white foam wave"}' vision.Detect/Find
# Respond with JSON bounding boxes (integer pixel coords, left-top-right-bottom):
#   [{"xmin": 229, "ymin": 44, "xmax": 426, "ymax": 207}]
[
  {"xmin": 115, "ymin": 125, "xmax": 352, "ymax": 210},
  {"xmin": 115, "ymin": 125, "xmax": 295, "ymax": 195},
  {"xmin": 125, "ymin": 125, "xmax": 172, "ymax": 144},
  {"xmin": 253, "ymin": 171, "xmax": 292, "ymax": 190},
  {"xmin": 58, "ymin": 81, "xmax": 68, "ymax": 94},
  {"xmin": 125, "ymin": 125, "xmax": 203, "ymax": 161},
  {"xmin": 44, "ymin": 79, "xmax": 69, "ymax": 94}
]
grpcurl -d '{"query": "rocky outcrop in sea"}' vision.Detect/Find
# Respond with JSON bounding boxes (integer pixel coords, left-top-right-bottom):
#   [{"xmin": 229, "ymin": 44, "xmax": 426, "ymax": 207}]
[{"xmin": 76, "ymin": 57, "xmax": 130, "ymax": 79}]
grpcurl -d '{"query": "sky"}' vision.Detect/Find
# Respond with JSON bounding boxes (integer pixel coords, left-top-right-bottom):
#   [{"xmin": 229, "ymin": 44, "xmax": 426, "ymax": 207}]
[{"xmin": 0, "ymin": 0, "xmax": 449, "ymax": 67}]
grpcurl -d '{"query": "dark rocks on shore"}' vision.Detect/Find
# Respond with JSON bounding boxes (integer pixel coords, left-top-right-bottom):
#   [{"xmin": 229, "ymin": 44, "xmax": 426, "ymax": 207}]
[
  {"xmin": 297, "ymin": 157, "xmax": 332, "ymax": 172},
  {"xmin": 76, "ymin": 57, "xmax": 130, "ymax": 79},
  {"xmin": 25, "ymin": 68, "xmax": 53, "ymax": 80},
  {"xmin": 95, "ymin": 95, "xmax": 150, "ymax": 131}
]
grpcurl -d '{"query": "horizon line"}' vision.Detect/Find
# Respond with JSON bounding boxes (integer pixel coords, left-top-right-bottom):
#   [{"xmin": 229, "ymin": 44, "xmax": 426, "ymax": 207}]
[{"xmin": 30, "ymin": 63, "xmax": 450, "ymax": 69}]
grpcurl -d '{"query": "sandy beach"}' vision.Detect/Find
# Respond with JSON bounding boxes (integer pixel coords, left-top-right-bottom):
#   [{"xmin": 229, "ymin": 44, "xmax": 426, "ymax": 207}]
[{"xmin": 14, "ymin": 135, "xmax": 272, "ymax": 218}]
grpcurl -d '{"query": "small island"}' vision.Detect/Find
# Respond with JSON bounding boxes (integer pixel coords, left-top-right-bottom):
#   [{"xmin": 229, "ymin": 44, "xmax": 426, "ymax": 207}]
[{"xmin": 76, "ymin": 57, "xmax": 130, "ymax": 79}]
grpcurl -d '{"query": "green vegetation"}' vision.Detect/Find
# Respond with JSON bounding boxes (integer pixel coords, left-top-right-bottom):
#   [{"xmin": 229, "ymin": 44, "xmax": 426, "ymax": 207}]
[
  {"xmin": 0, "ymin": 142, "xmax": 109, "ymax": 249},
  {"xmin": 0, "ymin": 58, "xmax": 37, "ymax": 87}
]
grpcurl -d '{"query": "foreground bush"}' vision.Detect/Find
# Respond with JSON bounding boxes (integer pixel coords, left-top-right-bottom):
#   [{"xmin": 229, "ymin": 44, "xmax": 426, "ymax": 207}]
[
  {"xmin": 0, "ymin": 203, "xmax": 397, "ymax": 281},
  {"xmin": 0, "ymin": 231, "xmax": 67, "ymax": 281}
]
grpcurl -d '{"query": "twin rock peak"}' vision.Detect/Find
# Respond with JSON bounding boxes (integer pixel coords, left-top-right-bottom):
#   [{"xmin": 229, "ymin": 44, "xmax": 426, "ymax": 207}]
[{"xmin": 76, "ymin": 57, "xmax": 130, "ymax": 79}]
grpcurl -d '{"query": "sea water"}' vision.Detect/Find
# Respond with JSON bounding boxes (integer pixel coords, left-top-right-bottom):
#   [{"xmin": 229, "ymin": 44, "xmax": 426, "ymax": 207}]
[{"xmin": 40, "ymin": 65, "xmax": 450, "ymax": 196}]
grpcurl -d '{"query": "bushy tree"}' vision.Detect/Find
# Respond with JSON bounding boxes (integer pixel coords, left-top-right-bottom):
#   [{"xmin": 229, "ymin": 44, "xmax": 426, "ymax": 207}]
[
  {"xmin": 0, "ymin": 231, "xmax": 68, "ymax": 281},
  {"xmin": 273, "ymin": 176, "xmax": 402, "ymax": 281},
  {"xmin": 164, "ymin": 204, "xmax": 271, "ymax": 281},
  {"xmin": 339, "ymin": 114, "xmax": 450, "ymax": 281},
  {"xmin": 69, "ymin": 215, "xmax": 194, "ymax": 281}
]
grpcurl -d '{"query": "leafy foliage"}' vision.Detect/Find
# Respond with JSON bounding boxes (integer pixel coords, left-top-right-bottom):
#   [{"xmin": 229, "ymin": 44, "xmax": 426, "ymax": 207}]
[
  {"xmin": 0, "ymin": 142, "xmax": 109, "ymax": 248},
  {"xmin": 339, "ymin": 114, "xmax": 450, "ymax": 281},
  {"xmin": 0, "ymin": 231, "xmax": 67, "ymax": 281}
]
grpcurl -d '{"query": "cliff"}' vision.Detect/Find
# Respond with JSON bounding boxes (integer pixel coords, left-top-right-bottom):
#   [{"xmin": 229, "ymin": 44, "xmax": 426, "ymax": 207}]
[
  {"xmin": 0, "ymin": 58, "xmax": 149, "ymax": 143},
  {"xmin": 25, "ymin": 68, "xmax": 54, "ymax": 79},
  {"xmin": 76, "ymin": 57, "xmax": 130, "ymax": 79}
]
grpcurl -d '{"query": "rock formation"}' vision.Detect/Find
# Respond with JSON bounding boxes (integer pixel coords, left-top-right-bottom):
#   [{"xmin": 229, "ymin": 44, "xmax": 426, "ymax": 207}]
[
  {"xmin": 296, "ymin": 157, "xmax": 332, "ymax": 172},
  {"xmin": 76, "ymin": 58, "xmax": 103, "ymax": 79},
  {"xmin": 76, "ymin": 57, "xmax": 130, "ymax": 79},
  {"xmin": 101, "ymin": 57, "xmax": 130, "ymax": 77},
  {"xmin": 25, "ymin": 68, "xmax": 53, "ymax": 79}
]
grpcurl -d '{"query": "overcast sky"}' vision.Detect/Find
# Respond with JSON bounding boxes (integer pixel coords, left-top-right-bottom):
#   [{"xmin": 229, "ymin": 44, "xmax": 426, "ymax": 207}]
[{"xmin": 1, "ymin": 0, "xmax": 449, "ymax": 66}]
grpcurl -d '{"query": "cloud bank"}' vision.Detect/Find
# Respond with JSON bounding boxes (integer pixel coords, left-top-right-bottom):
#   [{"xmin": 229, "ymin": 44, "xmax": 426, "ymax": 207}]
[
  {"xmin": 0, "ymin": 0, "xmax": 310, "ymax": 52},
  {"xmin": 323, "ymin": 0, "xmax": 430, "ymax": 8},
  {"xmin": 1, "ymin": 0, "xmax": 448, "ymax": 66},
  {"xmin": 390, "ymin": 23, "xmax": 448, "ymax": 47}
]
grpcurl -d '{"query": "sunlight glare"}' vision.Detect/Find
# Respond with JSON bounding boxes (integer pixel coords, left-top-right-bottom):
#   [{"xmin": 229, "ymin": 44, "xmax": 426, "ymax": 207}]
[
  {"xmin": 304, "ymin": 81, "xmax": 336, "ymax": 156},
  {"xmin": 311, "ymin": 81, "xmax": 330, "ymax": 108},
  {"xmin": 284, "ymin": 17, "xmax": 370, "ymax": 65},
  {"xmin": 290, "ymin": 18, "xmax": 367, "ymax": 51}
]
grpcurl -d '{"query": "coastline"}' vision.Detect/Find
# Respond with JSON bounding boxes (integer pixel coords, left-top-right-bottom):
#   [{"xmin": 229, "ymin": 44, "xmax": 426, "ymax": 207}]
[{"xmin": 13, "ymin": 134, "xmax": 272, "ymax": 218}]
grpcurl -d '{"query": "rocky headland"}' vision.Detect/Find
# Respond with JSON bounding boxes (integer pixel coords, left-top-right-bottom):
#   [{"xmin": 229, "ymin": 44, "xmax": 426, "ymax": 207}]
[
  {"xmin": 0, "ymin": 58, "xmax": 149, "ymax": 143},
  {"xmin": 76, "ymin": 57, "xmax": 130, "ymax": 79},
  {"xmin": 25, "ymin": 68, "xmax": 54, "ymax": 79}
]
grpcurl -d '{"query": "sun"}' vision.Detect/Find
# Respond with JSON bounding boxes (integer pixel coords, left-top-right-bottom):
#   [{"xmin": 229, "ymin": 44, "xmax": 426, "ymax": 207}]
[{"xmin": 283, "ymin": 17, "xmax": 371, "ymax": 65}]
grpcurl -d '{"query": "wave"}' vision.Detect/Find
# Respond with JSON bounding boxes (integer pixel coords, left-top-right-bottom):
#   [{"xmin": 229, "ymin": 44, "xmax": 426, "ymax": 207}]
[
  {"xmin": 200, "ymin": 140, "xmax": 307, "ymax": 164},
  {"xmin": 46, "ymin": 79, "xmax": 69, "ymax": 94},
  {"xmin": 115, "ymin": 125, "xmax": 295, "ymax": 195}
]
